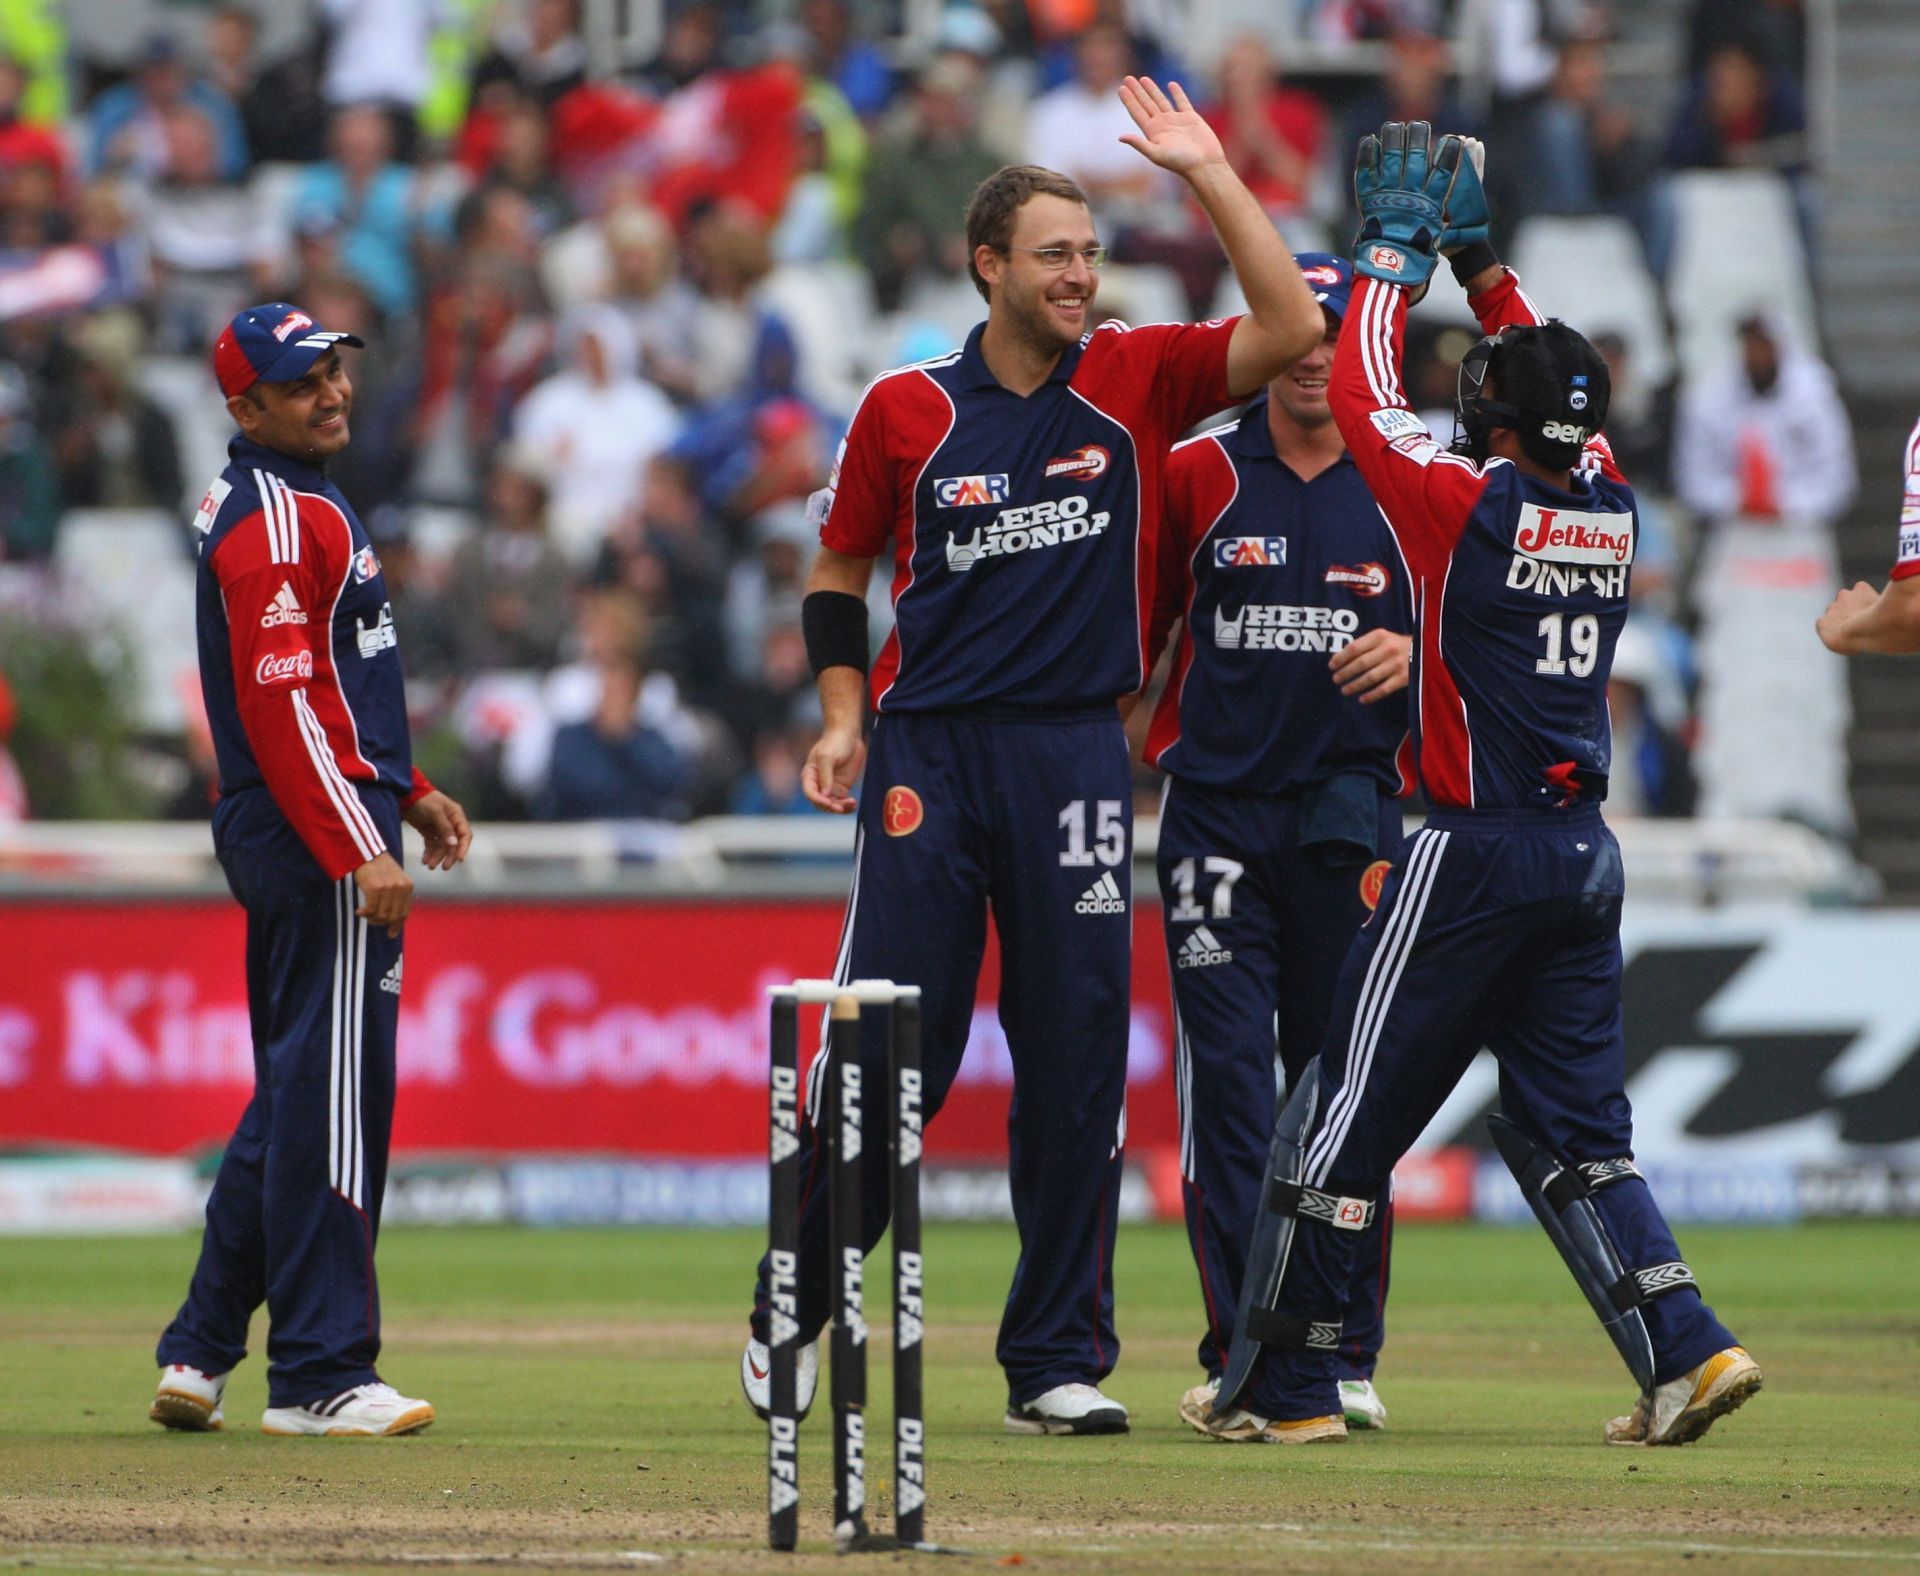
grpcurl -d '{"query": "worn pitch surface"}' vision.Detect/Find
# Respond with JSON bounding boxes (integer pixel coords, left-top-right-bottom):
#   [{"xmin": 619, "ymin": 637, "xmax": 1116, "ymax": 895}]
[{"xmin": 2, "ymin": 1221, "xmax": 1916, "ymax": 1574}]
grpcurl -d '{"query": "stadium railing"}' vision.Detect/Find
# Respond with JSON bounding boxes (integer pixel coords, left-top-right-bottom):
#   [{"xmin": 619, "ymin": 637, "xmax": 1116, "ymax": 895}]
[{"xmin": 0, "ymin": 813, "xmax": 1873, "ymax": 906}]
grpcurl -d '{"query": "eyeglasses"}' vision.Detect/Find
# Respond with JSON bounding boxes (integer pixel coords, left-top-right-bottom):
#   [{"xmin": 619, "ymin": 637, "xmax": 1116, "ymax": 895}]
[{"xmin": 1007, "ymin": 245, "xmax": 1109, "ymax": 270}]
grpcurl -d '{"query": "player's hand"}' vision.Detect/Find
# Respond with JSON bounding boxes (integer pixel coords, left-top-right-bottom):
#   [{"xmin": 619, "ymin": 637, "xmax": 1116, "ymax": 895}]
[
  {"xmin": 404, "ymin": 790, "xmax": 473, "ymax": 871},
  {"xmin": 1816, "ymin": 581, "xmax": 1880, "ymax": 654},
  {"xmin": 1330, "ymin": 629, "xmax": 1413, "ymax": 703},
  {"xmin": 1118, "ymin": 75, "xmax": 1225, "ymax": 177},
  {"xmin": 353, "ymin": 852, "xmax": 413, "ymax": 938},
  {"xmin": 802, "ymin": 725, "xmax": 866, "ymax": 814}
]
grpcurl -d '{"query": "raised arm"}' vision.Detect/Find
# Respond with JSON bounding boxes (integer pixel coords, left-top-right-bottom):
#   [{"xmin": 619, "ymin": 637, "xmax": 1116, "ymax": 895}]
[{"xmin": 1119, "ymin": 75, "xmax": 1324, "ymax": 395}]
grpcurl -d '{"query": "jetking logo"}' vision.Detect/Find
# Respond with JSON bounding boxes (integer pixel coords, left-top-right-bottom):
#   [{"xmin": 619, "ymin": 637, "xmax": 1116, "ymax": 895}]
[{"xmin": 1513, "ymin": 504, "xmax": 1634, "ymax": 565}]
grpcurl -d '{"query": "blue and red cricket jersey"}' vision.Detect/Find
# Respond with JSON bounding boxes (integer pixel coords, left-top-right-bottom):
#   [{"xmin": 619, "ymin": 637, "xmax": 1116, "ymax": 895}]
[
  {"xmin": 194, "ymin": 434, "xmax": 431, "ymax": 878},
  {"xmin": 819, "ymin": 315, "xmax": 1242, "ymax": 710},
  {"xmin": 1330, "ymin": 270, "xmax": 1635, "ymax": 810},
  {"xmin": 1145, "ymin": 398, "xmax": 1414, "ymax": 796}
]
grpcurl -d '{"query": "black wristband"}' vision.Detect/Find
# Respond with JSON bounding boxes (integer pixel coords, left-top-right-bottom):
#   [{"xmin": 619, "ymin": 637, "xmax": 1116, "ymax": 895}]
[
  {"xmin": 802, "ymin": 590, "xmax": 870, "ymax": 677},
  {"xmin": 1448, "ymin": 241, "xmax": 1501, "ymax": 288}
]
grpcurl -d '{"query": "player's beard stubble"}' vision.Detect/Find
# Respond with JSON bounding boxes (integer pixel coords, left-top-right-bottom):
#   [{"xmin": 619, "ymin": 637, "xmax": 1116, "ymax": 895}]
[{"xmin": 999, "ymin": 271, "xmax": 1096, "ymax": 363}]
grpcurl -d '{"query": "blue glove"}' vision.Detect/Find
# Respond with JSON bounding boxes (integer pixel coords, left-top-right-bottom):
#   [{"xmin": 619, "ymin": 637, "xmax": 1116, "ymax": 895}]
[
  {"xmin": 1351, "ymin": 120, "xmax": 1448, "ymax": 287},
  {"xmin": 1435, "ymin": 135, "xmax": 1491, "ymax": 254}
]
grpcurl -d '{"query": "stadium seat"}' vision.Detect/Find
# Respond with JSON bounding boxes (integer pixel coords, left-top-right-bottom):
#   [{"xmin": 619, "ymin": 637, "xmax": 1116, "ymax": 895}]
[
  {"xmin": 1665, "ymin": 170, "xmax": 1817, "ymax": 380},
  {"xmin": 1096, "ymin": 263, "xmax": 1188, "ymax": 327},
  {"xmin": 761, "ymin": 261, "xmax": 876, "ymax": 414},
  {"xmin": 52, "ymin": 509, "xmax": 198, "ymax": 732},
  {"xmin": 139, "ymin": 356, "xmax": 231, "ymax": 515},
  {"xmin": 1511, "ymin": 216, "xmax": 1674, "ymax": 387}
]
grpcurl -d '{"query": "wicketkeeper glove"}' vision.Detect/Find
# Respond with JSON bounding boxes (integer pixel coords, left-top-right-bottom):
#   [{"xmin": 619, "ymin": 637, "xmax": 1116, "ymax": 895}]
[
  {"xmin": 1435, "ymin": 135, "xmax": 1490, "ymax": 254},
  {"xmin": 1352, "ymin": 120, "xmax": 1451, "ymax": 288}
]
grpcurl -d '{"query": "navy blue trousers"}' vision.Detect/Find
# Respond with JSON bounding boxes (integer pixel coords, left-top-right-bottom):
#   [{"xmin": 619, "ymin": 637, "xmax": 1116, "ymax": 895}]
[
  {"xmin": 157, "ymin": 786, "xmax": 403, "ymax": 1408},
  {"xmin": 752, "ymin": 708, "xmax": 1133, "ymax": 1403},
  {"xmin": 1157, "ymin": 776, "xmax": 1401, "ymax": 1385},
  {"xmin": 1249, "ymin": 805, "xmax": 1739, "ymax": 1420}
]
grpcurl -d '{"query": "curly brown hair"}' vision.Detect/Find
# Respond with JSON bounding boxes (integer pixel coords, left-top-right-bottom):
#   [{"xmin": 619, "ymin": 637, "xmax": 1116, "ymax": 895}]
[{"xmin": 963, "ymin": 164, "xmax": 1090, "ymax": 302}]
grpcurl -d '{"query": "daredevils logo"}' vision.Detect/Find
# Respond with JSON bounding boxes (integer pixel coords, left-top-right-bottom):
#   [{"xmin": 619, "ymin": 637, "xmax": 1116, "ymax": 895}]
[
  {"xmin": 1325, "ymin": 562, "xmax": 1389, "ymax": 597},
  {"xmin": 1359, "ymin": 859, "xmax": 1392, "ymax": 912},
  {"xmin": 1044, "ymin": 445, "xmax": 1110, "ymax": 482},
  {"xmin": 271, "ymin": 310, "xmax": 315, "ymax": 343},
  {"xmin": 255, "ymin": 650, "xmax": 313, "ymax": 686},
  {"xmin": 883, "ymin": 786, "xmax": 924, "ymax": 837},
  {"xmin": 1365, "ymin": 244, "xmax": 1403, "ymax": 273},
  {"xmin": 1514, "ymin": 504, "xmax": 1634, "ymax": 565}
]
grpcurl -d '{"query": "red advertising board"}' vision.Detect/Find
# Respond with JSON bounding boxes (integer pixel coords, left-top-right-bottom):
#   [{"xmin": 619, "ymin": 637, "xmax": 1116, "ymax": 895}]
[{"xmin": 0, "ymin": 899, "xmax": 1182, "ymax": 1163}]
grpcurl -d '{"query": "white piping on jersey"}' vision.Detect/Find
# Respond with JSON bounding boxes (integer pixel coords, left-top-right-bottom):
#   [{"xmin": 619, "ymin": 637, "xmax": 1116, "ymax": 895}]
[
  {"xmin": 1433, "ymin": 551, "xmax": 1474, "ymax": 806},
  {"xmin": 873, "ymin": 368, "xmax": 958, "ymax": 711},
  {"xmin": 253, "ymin": 470, "xmax": 299, "ymax": 565},
  {"xmin": 1304, "ymin": 826, "xmax": 1450, "ymax": 1188},
  {"xmin": 293, "ymin": 689, "xmax": 385, "ymax": 861},
  {"xmin": 277, "ymin": 480, "xmax": 381, "ymax": 779},
  {"xmin": 1066, "ymin": 384, "xmax": 1144, "ymax": 687},
  {"xmin": 1154, "ymin": 432, "xmax": 1240, "ymax": 769}
]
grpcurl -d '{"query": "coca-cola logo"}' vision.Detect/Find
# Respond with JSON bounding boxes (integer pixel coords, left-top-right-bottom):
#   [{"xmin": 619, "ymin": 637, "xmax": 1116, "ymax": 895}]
[
  {"xmin": 255, "ymin": 649, "xmax": 313, "ymax": 686},
  {"xmin": 1512, "ymin": 504, "xmax": 1634, "ymax": 565}
]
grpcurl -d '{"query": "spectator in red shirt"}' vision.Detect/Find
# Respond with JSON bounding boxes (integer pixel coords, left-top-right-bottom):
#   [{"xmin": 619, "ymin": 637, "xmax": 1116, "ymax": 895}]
[
  {"xmin": 1202, "ymin": 35, "xmax": 1323, "ymax": 224},
  {"xmin": 0, "ymin": 56, "xmax": 65, "ymax": 186}
]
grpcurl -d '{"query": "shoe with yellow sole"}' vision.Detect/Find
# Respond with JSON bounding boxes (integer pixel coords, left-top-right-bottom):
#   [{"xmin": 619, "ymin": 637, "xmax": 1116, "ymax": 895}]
[
  {"xmin": 1179, "ymin": 1381, "xmax": 1345, "ymax": 1444},
  {"xmin": 1605, "ymin": 1346, "xmax": 1762, "ymax": 1446}
]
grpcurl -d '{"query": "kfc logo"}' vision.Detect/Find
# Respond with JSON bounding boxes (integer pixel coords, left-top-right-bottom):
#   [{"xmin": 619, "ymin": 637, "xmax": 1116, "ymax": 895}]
[
  {"xmin": 883, "ymin": 786, "xmax": 924, "ymax": 837},
  {"xmin": 255, "ymin": 650, "xmax": 313, "ymax": 686},
  {"xmin": 1044, "ymin": 445, "xmax": 1110, "ymax": 482},
  {"xmin": 271, "ymin": 311, "xmax": 315, "ymax": 343}
]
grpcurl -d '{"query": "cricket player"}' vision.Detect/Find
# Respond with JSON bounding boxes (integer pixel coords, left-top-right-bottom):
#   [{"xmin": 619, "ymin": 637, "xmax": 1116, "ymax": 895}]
[
  {"xmin": 1143, "ymin": 252, "xmax": 1415, "ymax": 1437},
  {"xmin": 1816, "ymin": 413, "xmax": 1920, "ymax": 654},
  {"xmin": 150, "ymin": 303, "xmax": 471, "ymax": 1437},
  {"xmin": 741, "ymin": 77, "xmax": 1327, "ymax": 1435},
  {"xmin": 1203, "ymin": 127, "xmax": 1760, "ymax": 1447}
]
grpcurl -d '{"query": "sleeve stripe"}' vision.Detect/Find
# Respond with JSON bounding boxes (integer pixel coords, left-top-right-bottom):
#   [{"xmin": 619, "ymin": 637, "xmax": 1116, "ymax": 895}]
[
  {"xmin": 1360, "ymin": 281, "xmax": 1404, "ymax": 407},
  {"xmin": 292, "ymin": 689, "xmax": 385, "ymax": 861},
  {"xmin": 252, "ymin": 471, "xmax": 301, "ymax": 565},
  {"xmin": 252, "ymin": 470, "xmax": 280, "ymax": 562}
]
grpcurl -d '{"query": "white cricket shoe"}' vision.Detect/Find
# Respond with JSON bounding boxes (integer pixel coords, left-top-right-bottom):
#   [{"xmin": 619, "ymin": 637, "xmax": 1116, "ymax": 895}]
[
  {"xmin": 260, "ymin": 1382, "xmax": 434, "ymax": 1437},
  {"xmin": 1005, "ymin": 1382, "xmax": 1129, "ymax": 1435},
  {"xmin": 741, "ymin": 1336, "xmax": 819, "ymax": 1422},
  {"xmin": 1178, "ymin": 1381, "xmax": 1344, "ymax": 1445},
  {"xmin": 151, "ymin": 1364, "xmax": 227, "ymax": 1431},
  {"xmin": 1339, "ymin": 1377, "xmax": 1388, "ymax": 1430},
  {"xmin": 1604, "ymin": 1345, "xmax": 1762, "ymax": 1447}
]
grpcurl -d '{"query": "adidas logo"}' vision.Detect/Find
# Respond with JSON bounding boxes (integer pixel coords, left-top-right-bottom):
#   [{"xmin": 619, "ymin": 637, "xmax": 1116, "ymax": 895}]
[
  {"xmin": 1075, "ymin": 871, "xmax": 1127, "ymax": 915},
  {"xmin": 1177, "ymin": 925, "xmax": 1233, "ymax": 969},
  {"xmin": 260, "ymin": 581, "xmax": 307, "ymax": 628},
  {"xmin": 380, "ymin": 959, "xmax": 403, "ymax": 995}
]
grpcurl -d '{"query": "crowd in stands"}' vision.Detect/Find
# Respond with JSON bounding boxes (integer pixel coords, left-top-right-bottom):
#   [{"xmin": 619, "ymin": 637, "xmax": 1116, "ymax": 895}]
[{"xmin": 0, "ymin": 0, "xmax": 1852, "ymax": 838}]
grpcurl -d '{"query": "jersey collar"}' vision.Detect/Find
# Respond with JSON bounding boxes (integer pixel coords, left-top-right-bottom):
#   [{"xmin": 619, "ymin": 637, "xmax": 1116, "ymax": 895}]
[
  {"xmin": 1231, "ymin": 397, "xmax": 1358, "ymax": 476},
  {"xmin": 228, "ymin": 433, "xmax": 331, "ymax": 493},
  {"xmin": 955, "ymin": 320, "xmax": 1088, "ymax": 393}
]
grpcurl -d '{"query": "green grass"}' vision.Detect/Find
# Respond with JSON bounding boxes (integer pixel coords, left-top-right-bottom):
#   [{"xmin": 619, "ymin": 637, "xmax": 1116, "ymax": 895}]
[{"xmin": 2, "ymin": 1221, "xmax": 1918, "ymax": 1573}]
